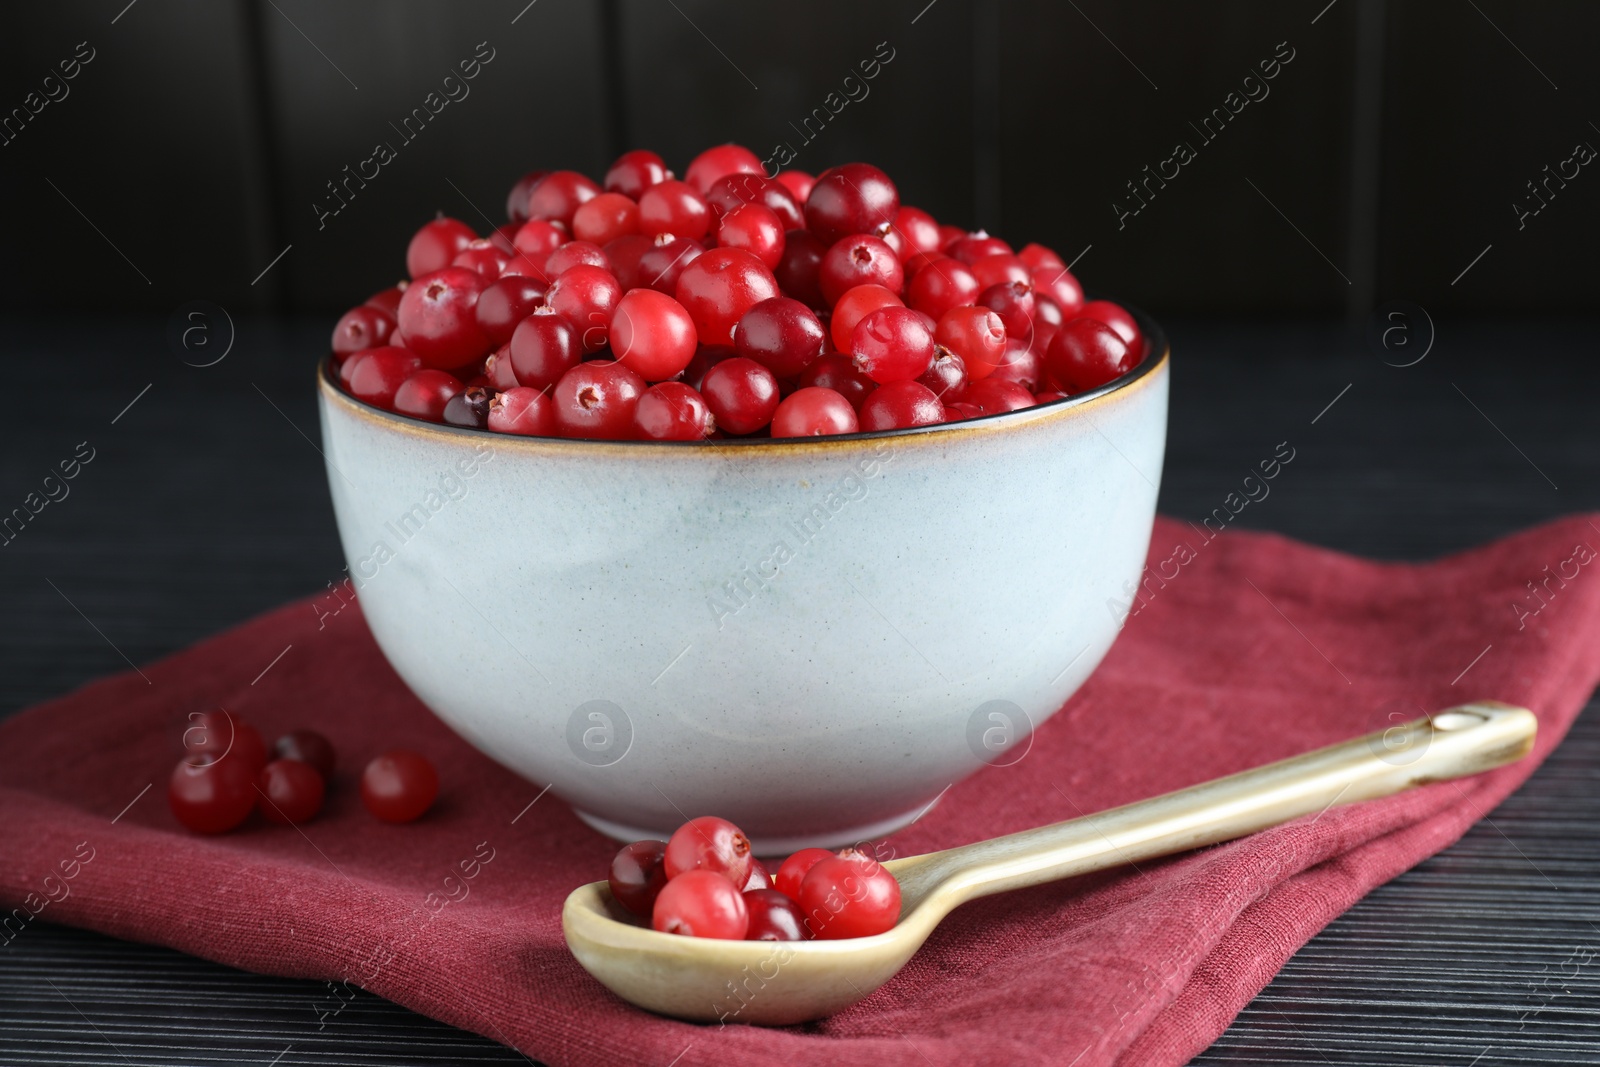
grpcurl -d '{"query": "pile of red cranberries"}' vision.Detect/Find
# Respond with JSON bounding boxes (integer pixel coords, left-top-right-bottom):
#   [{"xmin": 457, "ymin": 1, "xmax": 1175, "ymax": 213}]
[
  {"xmin": 166, "ymin": 708, "xmax": 439, "ymax": 833},
  {"xmin": 608, "ymin": 816, "xmax": 901, "ymax": 941},
  {"xmin": 332, "ymin": 143, "xmax": 1147, "ymax": 440}
]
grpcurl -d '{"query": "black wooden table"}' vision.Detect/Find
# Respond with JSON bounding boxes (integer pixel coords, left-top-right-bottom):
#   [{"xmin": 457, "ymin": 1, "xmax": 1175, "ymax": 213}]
[{"xmin": 2, "ymin": 315, "xmax": 1596, "ymax": 1066}]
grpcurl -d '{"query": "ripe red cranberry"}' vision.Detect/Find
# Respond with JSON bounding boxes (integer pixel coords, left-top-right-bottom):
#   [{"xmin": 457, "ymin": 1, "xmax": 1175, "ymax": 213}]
[
  {"xmin": 168, "ymin": 755, "xmax": 256, "ymax": 834},
  {"xmin": 552, "ymin": 360, "xmax": 645, "ymax": 439},
  {"xmin": 256, "ymin": 758, "xmax": 325, "ymax": 824},
  {"xmin": 609, "ymin": 839, "xmax": 669, "ymax": 917},
  {"xmin": 512, "ymin": 219, "xmax": 566, "ymax": 271},
  {"xmin": 572, "ymin": 192, "xmax": 640, "ymax": 245},
  {"xmin": 796, "ymin": 354, "xmax": 875, "ymax": 412},
  {"xmin": 1035, "ymin": 389, "xmax": 1069, "ymax": 404},
  {"xmin": 916, "ymin": 345, "xmax": 968, "ymax": 399},
  {"xmin": 969, "ymin": 253, "xmax": 1030, "ymax": 291},
  {"xmin": 717, "ymin": 203, "xmax": 786, "ymax": 269},
  {"xmin": 978, "ymin": 281, "xmax": 1037, "ymax": 341},
  {"xmin": 860, "ymin": 380, "xmax": 944, "ymax": 430},
  {"xmin": 851, "ymin": 306, "xmax": 935, "ymax": 384},
  {"xmin": 604, "ymin": 149, "xmax": 671, "ymax": 199},
  {"xmin": 904, "ymin": 257, "xmax": 980, "ymax": 320},
  {"xmin": 961, "ymin": 376, "xmax": 1036, "ymax": 415},
  {"xmin": 734, "ymin": 296, "xmax": 825, "ymax": 378},
  {"xmin": 703, "ymin": 173, "xmax": 804, "ymax": 230},
  {"xmin": 700, "ymin": 357, "xmax": 780, "ymax": 435},
  {"xmin": 683, "ymin": 344, "xmax": 737, "ymax": 391},
  {"xmin": 525, "ymin": 170, "xmax": 601, "ymax": 227},
  {"xmin": 663, "ymin": 815, "xmax": 754, "ymax": 885},
  {"xmin": 1076, "ymin": 299, "xmax": 1144, "ymax": 352},
  {"xmin": 1031, "ymin": 266, "xmax": 1085, "ymax": 316},
  {"xmin": 636, "ymin": 234, "xmax": 704, "ymax": 295},
  {"xmin": 675, "ymin": 247, "xmax": 780, "ymax": 345},
  {"xmin": 347, "ymin": 347, "xmax": 423, "ymax": 409},
  {"xmin": 774, "ymin": 847, "xmax": 835, "ymax": 900},
  {"xmin": 603, "ymin": 233, "xmax": 655, "ymax": 291},
  {"xmin": 452, "ymin": 238, "xmax": 509, "ymax": 281},
  {"xmin": 890, "ymin": 205, "xmax": 942, "ymax": 256},
  {"xmin": 946, "ymin": 231, "xmax": 1012, "ymax": 264},
  {"xmin": 487, "ymin": 221, "xmax": 521, "ymax": 256},
  {"xmin": 743, "ymin": 888, "xmax": 809, "ymax": 941},
  {"xmin": 799, "ymin": 850, "xmax": 901, "ymax": 939},
  {"xmin": 406, "ymin": 217, "xmax": 476, "ymax": 279},
  {"xmin": 505, "ymin": 170, "xmax": 548, "ymax": 222},
  {"xmin": 991, "ymin": 336, "xmax": 1045, "ymax": 392},
  {"xmin": 360, "ymin": 750, "xmax": 439, "ymax": 823},
  {"xmin": 830, "ymin": 284, "xmax": 903, "ymax": 352},
  {"xmin": 508, "ymin": 306, "xmax": 581, "ymax": 390},
  {"xmin": 182, "ymin": 709, "xmax": 268, "ymax": 775},
  {"xmin": 397, "ymin": 267, "xmax": 490, "ymax": 369},
  {"xmin": 935, "ymin": 306, "xmax": 1006, "ymax": 381},
  {"xmin": 819, "ymin": 234, "xmax": 904, "ymax": 306},
  {"xmin": 545, "ymin": 240, "xmax": 612, "ymax": 278},
  {"xmin": 488, "ymin": 386, "xmax": 555, "ymax": 436},
  {"xmin": 773, "ymin": 229, "xmax": 829, "ymax": 309},
  {"xmin": 944, "ymin": 400, "xmax": 983, "ymax": 422},
  {"xmin": 1046, "ymin": 317, "xmax": 1135, "ymax": 394},
  {"xmin": 805, "ymin": 162, "xmax": 899, "ymax": 243},
  {"xmin": 272, "ymin": 730, "xmax": 336, "ymax": 780},
  {"xmin": 484, "ymin": 346, "xmax": 519, "ymax": 390},
  {"xmin": 474, "ymin": 274, "xmax": 548, "ymax": 347},
  {"xmin": 612, "ymin": 288, "xmax": 698, "ymax": 381},
  {"xmin": 546, "ymin": 264, "xmax": 623, "ymax": 353},
  {"xmin": 902, "ymin": 250, "xmax": 946, "ymax": 277},
  {"xmin": 633, "ymin": 381, "xmax": 715, "ymax": 441},
  {"xmin": 653, "ymin": 869, "xmax": 749, "ymax": 939},
  {"xmin": 775, "ymin": 169, "xmax": 815, "ymax": 203},
  {"xmin": 332, "ymin": 305, "xmax": 395, "ymax": 357},
  {"xmin": 443, "ymin": 385, "xmax": 492, "ymax": 428},
  {"xmin": 638, "ymin": 179, "xmax": 711, "ymax": 241},
  {"xmin": 364, "ymin": 284, "xmax": 406, "ymax": 316},
  {"xmin": 392, "ymin": 369, "xmax": 462, "ymax": 422},
  {"xmin": 684, "ymin": 143, "xmax": 764, "ymax": 195},
  {"xmin": 1019, "ymin": 242, "xmax": 1065, "ymax": 272},
  {"xmin": 936, "ymin": 224, "xmax": 967, "ymax": 250},
  {"xmin": 770, "ymin": 386, "xmax": 859, "ymax": 437}
]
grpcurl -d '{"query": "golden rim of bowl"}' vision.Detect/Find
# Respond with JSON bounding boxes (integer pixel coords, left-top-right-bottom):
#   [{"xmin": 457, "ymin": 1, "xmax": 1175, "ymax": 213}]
[{"xmin": 319, "ymin": 308, "xmax": 1169, "ymax": 456}]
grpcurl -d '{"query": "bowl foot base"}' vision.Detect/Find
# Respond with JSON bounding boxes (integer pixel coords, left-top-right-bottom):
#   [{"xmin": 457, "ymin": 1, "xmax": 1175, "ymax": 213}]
[{"xmin": 572, "ymin": 794, "xmax": 947, "ymax": 857}]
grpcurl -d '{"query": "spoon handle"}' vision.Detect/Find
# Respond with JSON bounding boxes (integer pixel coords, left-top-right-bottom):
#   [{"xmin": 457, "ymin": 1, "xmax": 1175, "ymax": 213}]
[{"xmin": 892, "ymin": 701, "xmax": 1536, "ymax": 910}]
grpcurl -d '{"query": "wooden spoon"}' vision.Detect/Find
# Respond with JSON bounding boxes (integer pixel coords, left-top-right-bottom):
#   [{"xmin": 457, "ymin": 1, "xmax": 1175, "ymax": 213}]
[{"xmin": 563, "ymin": 701, "xmax": 1535, "ymax": 1026}]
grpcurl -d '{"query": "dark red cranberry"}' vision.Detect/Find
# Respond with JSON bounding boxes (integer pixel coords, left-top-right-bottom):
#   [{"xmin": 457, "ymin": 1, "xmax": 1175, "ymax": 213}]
[
  {"xmin": 612, "ymin": 288, "xmax": 698, "ymax": 382},
  {"xmin": 546, "ymin": 265, "xmax": 623, "ymax": 353},
  {"xmin": 360, "ymin": 750, "xmax": 438, "ymax": 823},
  {"xmin": 1046, "ymin": 317, "xmax": 1134, "ymax": 394},
  {"xmin": 392, "ymin": 369, "xmax": 462, "ymax": 422},
  {"xmin": 545, "ymin": 240, "xmax": 612, "ymax": 278},
  {"xmin": 829, "ymin": 284, "xmax": 903, "ymax": 352},
  {"xmin": 969, "ymin": 254, "xmax": 1030, "ymax": 291},
  {"xmin": 684, "ymin": 143, "xmax": 764, "ymax": 196},
  {"xmin": 406, "ymin": 217, "xmax": 476, "ymax": 279},
  {"xmin": 936, "ymin": 224, "xmax": 967, "ymax": 250},
  {"xmin": 683, "ymin": 344, "xmax": 737, "ymax": 391},
  {"xmin": 917, "ymin": 345, "xmax": 968, "ymax": 400},
  {"xmin": 1076, "ymin": 300, "xmax": 1144, "ymax": 353},
  {"xmin": 452, "ymin": 238, "xmax": 509, "ymax": 281},
  {"xmin": 508, "ymin": 306, "xmax": 582, "ymax": 391},
  {"xmin": 443, "ymin": 385, "xmax": 492, "ymax": 428},
  {"xmin": 475, "ymin": 274, "xmax": 548, "ymax": 347},
  {"xmin": 169, "ymin": 755, "xmax": 256, "ymax": 834},
  {"xmin": 525, "ymin": 170, "xmax": 602, "ymax": 227},
  {"xmin": 770, "ymin": 386, "xmax": 860, "ymax": 437},
  {"xmin": 364, "ymin": 284, "xmax": 406, "ymax": 316},
  {"xmin": 904, "ymin": 257, "xmax": 980, "ymax": 320},
  {"xmin": 604, "ymin": 149, "xmax": 671, "ymax": 199},
  {"xmin": 819, "ymin": 234, "xmax": 904, "ymax": 306},
  {"xmin": 944, "ymin": 400, "xmax": 983, "ymax": 422},
  {"xmin": 332, "ymin": 306, "xmax": 396, "ymax": 358},
  {"xmin": 990, "ymin": 338, "xmax": 1045, "ymax": 392},
  {"xmin": 859, "ymin": 380, "xmax": 943, "ymax": 430},
  {"xmin": 256, "ymin": 758, "xmax": 325, "ymax": 824},
  {"xmin": 775, "ymin": 169, "xmax": 815, "ymax": 203},
  {"xmin": 609, "ymin": 839, "xmax": 669, "ymax": 917},
  {"xmin": 552, "ymin": 360, "xmax": 645, "ymax": 439},
  {"xmin": 805, "ymin": 162, "xmax": 900, "ymax": 244},
  {"xmin": 637, "ymin": 234, "xmax": 705, "ymax": 295},
  {"xmin": 1019, "ymin": 242, "xmax": 1065, "ymax": 271},
  {"xmin": 484, "ymin": 345, "xmax": 519, "ymax": 390},
  {"xmin": 633, "ymin": 382, "xmax": 715, "ymax": 441},
  {"xmin": 512, "ymin": 219, "xmax": 566, "ymax": 272},
  {"xmin": 505, "ymin": 170, "xmax": 548, "ymax": 223},
  {"xmin": 487, "ymin": 386, "xmax": 555, "ymax": 435},
  {"xmin": 182, "ymin": 709, "xmax": 268, "ymax": 774},
  {"xmin": 603, "ymin": 233, "xmax": 655, "ymax": 291},
  {"xmin": 1034, "ymin": 390, "xmax": 1069, "ymax": 404},
  {"xmin": 961, "ymin": 377, "xmax": 1036, "ymax": 415},
  {"xmin": 890, "ymin": 206, "xmax": 942, "ymax": 257},
  {"xmin": 703, "ymin": 173, "xmax": 804, "ymax": 230},
  {"xmin": 935, "ymin": 306, "xmax": 1006, "ymax": 381},
  {"xmin": 773, "ymin": 229, "xmax": 829, "ymax": 309},
  {"xmin": 348, "ymin": 347, "xmax": 423, "ymax": 409},
  {"xmin": 700, "ymin": 357, "xmax": 780, "ymax": 435},
  {"xmin": 795, "ymin": 354, "xmax": 875, "ymax": 412},
  {"xmin": 675, "ymin": 247, "xmax": 780, "ymax": 345},
  {"xmin": 272, "ymin": 730, "xmax": 336, "ymax": 780},
  {"xmin": 851, "ymin": 306, "xmax": 935, "ymax": 384},
  {"xmin": 945, "ymin": 232, "xmax": 1012, "ymax": 264},
  {"xmin": 396, "ymin": 267, "xmax": 490, "ymax": 370},
  {"xmin": 487, "ymin": 221, "xmax": 521, "ymax": 256},
  {"xmin": 717, "ymin": 203, "xmax": 786, "ymax": 269},
  {"xmin": 902, "ymin": 250, "xmax": 947, "ymax": 277},
  {"xmin": 978, "ymin": 281, "xmax": 1037, "ymax": 342},
  {"xmin": 572, "ymin": 192, "xmax": 640, "ymax": 246},
  {"xmin": 743, "ymin": 888, "xmax": 809, "ymax": 941},
  {"xmin": 638, "ymin": 179, "xmax": 711, "ymax": 241},
  {"xmin": 734, "ymin": 296, "xmax": 825, "ymax": 378}
]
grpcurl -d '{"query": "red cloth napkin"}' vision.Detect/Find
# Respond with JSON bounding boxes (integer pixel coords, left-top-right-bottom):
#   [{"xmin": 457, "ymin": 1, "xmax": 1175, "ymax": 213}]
[{"xmin": 4, "ymin": 515, "xmax": 1599, "ymax": 1066}]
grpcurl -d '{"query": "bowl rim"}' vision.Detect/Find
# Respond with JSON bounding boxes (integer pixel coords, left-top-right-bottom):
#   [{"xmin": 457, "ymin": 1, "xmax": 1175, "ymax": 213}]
[{"xmin": 319, "ymin": 308, "xmax": 1169, "ymax": 456}]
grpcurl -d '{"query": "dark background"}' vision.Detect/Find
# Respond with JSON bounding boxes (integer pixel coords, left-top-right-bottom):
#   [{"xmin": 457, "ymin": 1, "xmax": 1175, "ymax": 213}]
[{"xmin": 1, "ymin": 0, "xmax": 1597, "ymax": 322}]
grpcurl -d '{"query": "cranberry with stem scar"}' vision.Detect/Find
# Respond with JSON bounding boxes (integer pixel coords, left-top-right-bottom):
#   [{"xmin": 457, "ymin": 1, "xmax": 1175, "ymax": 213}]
[
  {"xmin": 397, "ymin": 267, "xmax": 490, "ymax": 370},
  {"xmin": 851, "ymin": 306, "xmax": 935, "ymax": 384},
  {"xmin": 443, "ymin": 385, "xmax": 492, "ymax": 428},
  {"xmin": 638, "ymin": 179, "xmax": 711, "ymax": 241},
  {"xmin": 636, "ymin": 234, "xmax": 704, "ymax": 295},
  {"xmin": 935, "ymin": 306, "xmax": 1007, "ymax": 381},
  {"xmin": 663, "ymin": 815, "xmax": 754, "ymax": 885},
  {"xmin": 805, "ymin": 162, "xmax": 900, "ymax": 244},
  {"xmin": 508, "ymin": 306, "xmax": 581, "ymax": 390},
  {"xmin": 917, "ymin": 345, "xmax": 968, "ymax": 400},
  {"xmin": 770, "ymin": 386, "xmax": 859, "ymax": 437},
  {"xmin": 609, "ymin": 839, "xmax": 669, "ymax": 917},
  {"xmin": 969, "ymin": 253, "xmax": 1030, "ymax": 291},
  {"xmin": 487, "ymin": 386, "xmax": 555, "ymax": 436},
  {"xmin": 978, "ymin": 281, "xmax": 1037, "ymax": 341},
  {"xmin": 819, "ymin": 234, "xmax": 904, "ymax": 306},
  {"xmin": 700, "ymin": 357, "xmax": 780, "ymax": 435},
  {"xmin": 332, "ymin": 306, "xmax": 395, "ymax": 357},
  {"xmin": 551, "ymin": 360, "xmax": 645, "ymax": 439}
]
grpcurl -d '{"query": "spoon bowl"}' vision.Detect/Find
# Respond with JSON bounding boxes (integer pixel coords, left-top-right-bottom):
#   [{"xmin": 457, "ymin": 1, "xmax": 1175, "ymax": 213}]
[{"xmin": 563, "ymin": 701, "xmax": 1537, "ymax": 1025}]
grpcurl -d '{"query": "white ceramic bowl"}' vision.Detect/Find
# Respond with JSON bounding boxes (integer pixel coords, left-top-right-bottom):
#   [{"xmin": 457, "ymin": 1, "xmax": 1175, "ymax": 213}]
[{"xmin": 317, "ymin": 324, "xmax": 1169, "ymax": 851}]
